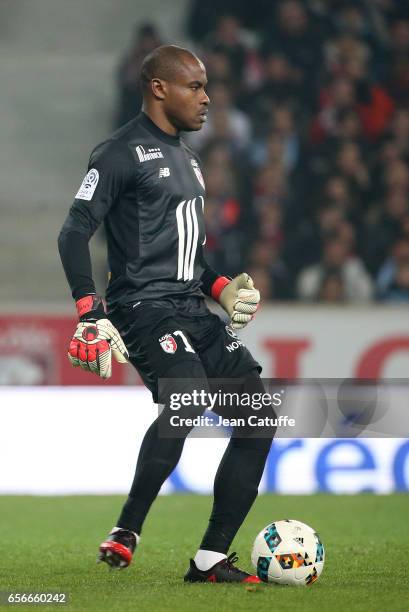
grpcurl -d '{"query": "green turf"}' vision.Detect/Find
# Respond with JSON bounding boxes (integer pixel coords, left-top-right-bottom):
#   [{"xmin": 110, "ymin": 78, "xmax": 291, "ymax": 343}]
[{"xmin": 0, "ymin": 495, "xmax": 408, "ymax": 611}]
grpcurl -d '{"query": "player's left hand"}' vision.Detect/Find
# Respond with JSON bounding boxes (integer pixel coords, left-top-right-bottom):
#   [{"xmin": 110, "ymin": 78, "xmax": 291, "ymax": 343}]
[
  {"xmin": 68, "ymin": 319, "xmax": 129, "ymax": 379},
  {"xmin": 218, "ymin": 273, "xmax": 260, "ymax": 329}
]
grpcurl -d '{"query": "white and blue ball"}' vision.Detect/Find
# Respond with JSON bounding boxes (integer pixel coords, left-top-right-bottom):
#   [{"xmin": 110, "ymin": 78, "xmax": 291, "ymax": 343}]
[{"xmin": 251, "ymin": 519, "xmax": 325, "ymax": 586}]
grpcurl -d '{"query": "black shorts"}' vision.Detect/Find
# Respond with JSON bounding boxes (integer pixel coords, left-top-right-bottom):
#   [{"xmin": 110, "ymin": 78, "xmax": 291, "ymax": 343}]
[{"xmin": 108, "ymin": 298, "xmax": 261, "ymax": 402}]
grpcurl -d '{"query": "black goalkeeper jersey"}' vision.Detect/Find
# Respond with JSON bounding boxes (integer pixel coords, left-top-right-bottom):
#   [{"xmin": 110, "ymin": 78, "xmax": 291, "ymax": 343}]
[{"xmin": 58, "ymin": 112, "xmax": 220, "ymax": 308}]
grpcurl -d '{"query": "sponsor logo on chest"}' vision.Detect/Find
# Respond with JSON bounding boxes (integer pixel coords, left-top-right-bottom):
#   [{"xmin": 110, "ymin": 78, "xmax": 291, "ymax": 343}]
[{"xmin": 136, "ymin": 145, "xmax": 164, "ymax": 162}]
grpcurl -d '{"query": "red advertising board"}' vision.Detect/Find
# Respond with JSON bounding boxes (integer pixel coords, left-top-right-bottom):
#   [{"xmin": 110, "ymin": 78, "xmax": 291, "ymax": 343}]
[
  {"xmin": 0, "ymin": 315, "xmax": 140, "ymax": 385},
  {"xmin": 1, "ymin": 307, "xmax": 408, "ymax": 384}
]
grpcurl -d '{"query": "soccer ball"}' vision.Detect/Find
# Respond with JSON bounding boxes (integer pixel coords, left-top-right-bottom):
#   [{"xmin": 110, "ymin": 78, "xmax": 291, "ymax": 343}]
[{"xmin": 251, "ymin": 519, "xmax": 325, "ymax": 586}]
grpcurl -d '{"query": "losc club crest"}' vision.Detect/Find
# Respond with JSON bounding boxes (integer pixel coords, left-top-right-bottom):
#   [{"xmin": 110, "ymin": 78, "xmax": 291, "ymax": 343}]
[
  {"xmin": 159, "ymin": 333, "xmax": 177, "ymax": 354},
  {"xmin": 191, "ymin": 158, "xmax": 205, "ymax": 190}
]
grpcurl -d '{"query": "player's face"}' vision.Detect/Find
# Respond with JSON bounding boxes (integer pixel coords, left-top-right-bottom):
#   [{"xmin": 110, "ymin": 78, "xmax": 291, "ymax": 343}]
[{"xmin": 164, "ymin": 59, "xmax": 210, "ymax": 132}]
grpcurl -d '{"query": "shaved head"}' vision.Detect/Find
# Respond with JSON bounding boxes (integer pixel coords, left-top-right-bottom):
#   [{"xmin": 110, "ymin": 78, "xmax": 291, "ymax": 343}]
[
  {"xmin": 139, "ymin": 44, "xmax": 209, "ymax": 134},
  {"xmin": 140, "ymin": 45, "xmax": 203, "ymax": 92}
]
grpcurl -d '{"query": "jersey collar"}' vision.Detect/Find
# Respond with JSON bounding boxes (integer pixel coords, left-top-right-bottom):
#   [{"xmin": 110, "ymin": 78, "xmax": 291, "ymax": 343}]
[{"xmin": 139, "ymin": 112, "xmax": 181, "ymax": 147}]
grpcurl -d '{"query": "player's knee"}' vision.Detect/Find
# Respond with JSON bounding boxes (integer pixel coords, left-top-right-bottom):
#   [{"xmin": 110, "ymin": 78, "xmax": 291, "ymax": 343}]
[
  {"xmin": 235, "ymin": 369, "xmax": 277, "ymax": 444},
  {"xmin": 158, "ymin": 360, "xmax": 210, "ymax": 420}
]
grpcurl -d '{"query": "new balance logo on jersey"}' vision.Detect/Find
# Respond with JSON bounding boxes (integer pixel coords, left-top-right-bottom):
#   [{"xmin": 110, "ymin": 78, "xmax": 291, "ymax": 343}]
[
  {"xmin": 135, "ymin": 145, "xmax": 164, "ymax": 162},
  {"xmin": 159, "ymin": 167, "xmax": 170, "ymax": 178},
  {"xmin": 176, "ymin": 197, "xmax": 204, "ymax": 281}
]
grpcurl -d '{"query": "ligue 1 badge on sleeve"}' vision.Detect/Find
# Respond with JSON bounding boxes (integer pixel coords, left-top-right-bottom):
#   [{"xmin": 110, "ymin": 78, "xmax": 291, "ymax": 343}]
[
  {"xmin": 75, "ymin": 168, "xmax": 99, "ymax": 201},
  {"xmin": 191, "ymin": 158, "xmax": 205, "ymax": 190},
  {"xmin": 159, "ymin": 333, "xmax": 177, "ymax": 354}
]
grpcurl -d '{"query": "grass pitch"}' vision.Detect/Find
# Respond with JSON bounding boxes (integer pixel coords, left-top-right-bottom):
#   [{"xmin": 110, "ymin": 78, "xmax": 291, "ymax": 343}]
[{"xmin": 0, "ymin": 494, "xmax": 408, "ymax": 611}]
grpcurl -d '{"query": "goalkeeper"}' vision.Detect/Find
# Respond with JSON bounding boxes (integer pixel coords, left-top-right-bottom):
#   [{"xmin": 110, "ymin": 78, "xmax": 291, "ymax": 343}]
[{"xmin": 58, "ymin": 44, "xmax": 275, "ymax": 584}]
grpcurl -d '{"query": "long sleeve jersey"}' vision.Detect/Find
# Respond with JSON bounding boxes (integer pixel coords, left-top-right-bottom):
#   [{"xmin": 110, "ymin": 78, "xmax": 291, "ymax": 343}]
[{"xmin": 58, "ymin": 112, "xmax": 221, "ymax": 308}]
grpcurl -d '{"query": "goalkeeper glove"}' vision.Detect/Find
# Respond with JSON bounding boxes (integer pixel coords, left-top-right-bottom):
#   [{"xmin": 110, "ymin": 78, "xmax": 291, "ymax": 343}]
[
  {"xmin": 211, "ymin": 273, "xmax": 260, "ymax": 329},
  {"xmin": 68, "ymin": 295, "xmax": 129, "ymax": 379}
]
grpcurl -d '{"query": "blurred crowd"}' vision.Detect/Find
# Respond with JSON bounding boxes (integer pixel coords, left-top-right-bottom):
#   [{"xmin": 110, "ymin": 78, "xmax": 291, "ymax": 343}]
[{"xmin": 113, "ymin": 0, "xmax": 409, "ymax": 303}]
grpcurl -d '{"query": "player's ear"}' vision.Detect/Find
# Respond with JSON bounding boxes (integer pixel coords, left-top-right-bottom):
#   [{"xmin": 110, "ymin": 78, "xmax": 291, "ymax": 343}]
[{"xmin": 151, "ymin": 78, "xmax": 166, "ymax": 100}]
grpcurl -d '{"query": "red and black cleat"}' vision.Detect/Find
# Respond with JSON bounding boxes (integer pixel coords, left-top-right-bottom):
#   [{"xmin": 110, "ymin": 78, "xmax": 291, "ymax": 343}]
[
  {"xmin": 97, "ymin": 528, "xmax": 138, "ymax": 570},
  {"xmin": 184, "ymin": 552, "xmax": 262, "ymax": 584}
]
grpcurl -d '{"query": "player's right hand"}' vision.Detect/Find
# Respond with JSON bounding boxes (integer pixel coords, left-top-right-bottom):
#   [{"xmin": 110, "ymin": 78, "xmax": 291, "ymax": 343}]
[
  {"xmin": 67, "ymin": 295, "xmax": 129, "ymax": 379},
  {"xmin": 68, "ymin": 319, "xmax": 129, "ymax": 379}
]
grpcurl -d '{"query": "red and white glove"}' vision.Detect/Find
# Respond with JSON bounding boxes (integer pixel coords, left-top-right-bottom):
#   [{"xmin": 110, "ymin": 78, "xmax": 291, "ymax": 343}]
[
  {"xmin": 68, "ymin": 295, "xmax": 129, "ymax": 379},
  {"xmin": 211, "ymin": 273, "xmax": 260, "ymax": 329}
]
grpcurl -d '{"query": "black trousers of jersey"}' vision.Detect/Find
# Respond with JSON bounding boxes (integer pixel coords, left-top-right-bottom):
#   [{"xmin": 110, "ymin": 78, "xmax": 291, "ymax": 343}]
[{"xmin": 109, "ymin": 300, "xmax": 276, "ymax": 554}]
